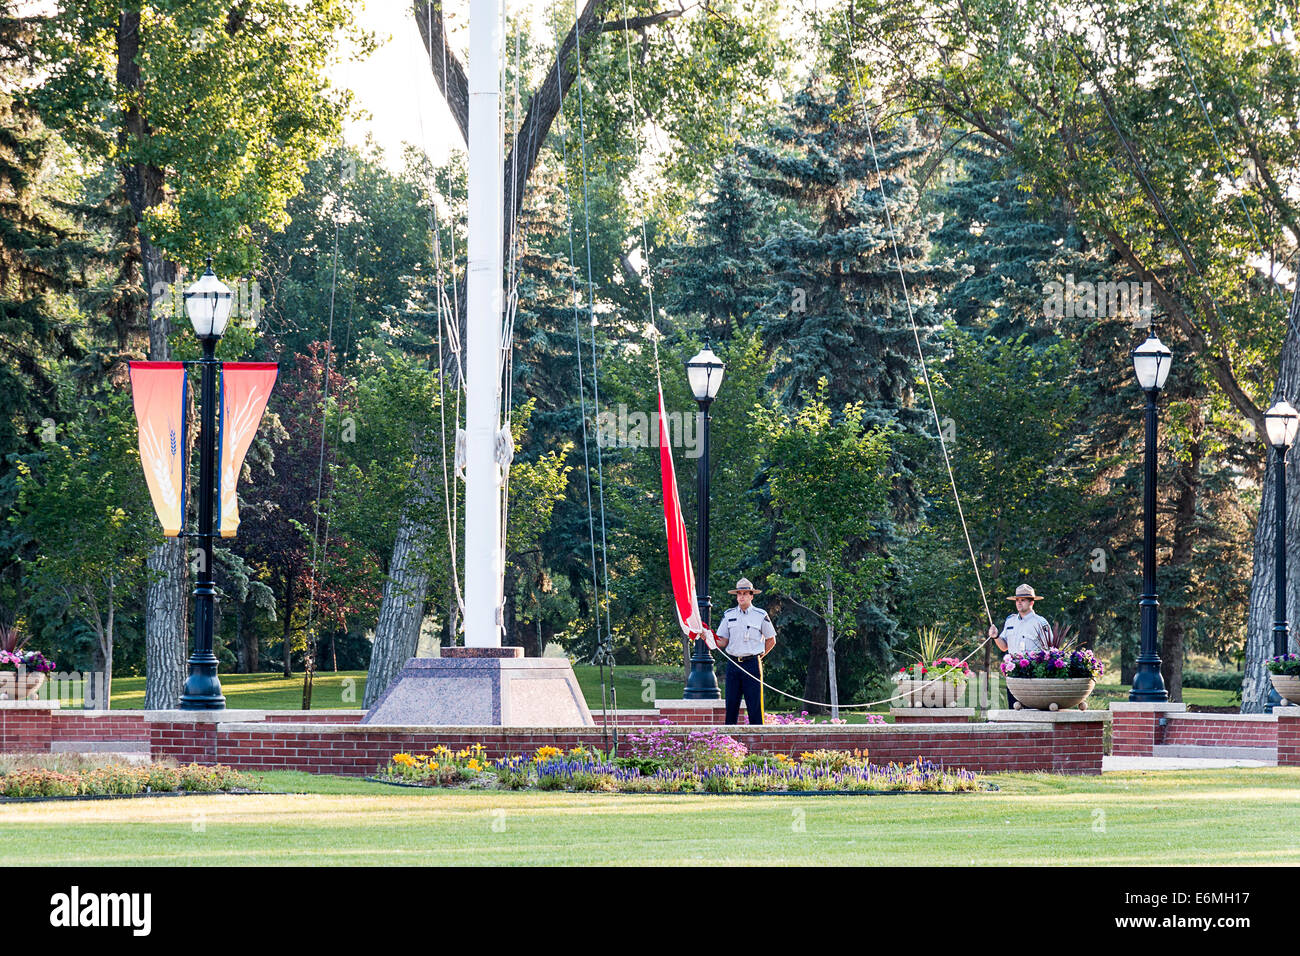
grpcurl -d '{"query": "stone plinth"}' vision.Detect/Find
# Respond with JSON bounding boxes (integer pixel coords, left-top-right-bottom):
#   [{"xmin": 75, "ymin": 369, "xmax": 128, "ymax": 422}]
[
  {"xmin": 440, "ymin": 647, "xmax": 524, "ymax": 658},
  {"xmin": 364, "ymin": 656, "xmax": 593, "ymax": 727}
]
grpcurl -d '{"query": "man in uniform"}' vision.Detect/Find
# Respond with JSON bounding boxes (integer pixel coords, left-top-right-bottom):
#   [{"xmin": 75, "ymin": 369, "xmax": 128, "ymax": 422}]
[
  {"xmin": 713, "ymin": 578, "xmax": 777, "ymax": 725},
  {"xmin": 987, "ymin": 583, "xmax": 1052, "ymax": 707}
]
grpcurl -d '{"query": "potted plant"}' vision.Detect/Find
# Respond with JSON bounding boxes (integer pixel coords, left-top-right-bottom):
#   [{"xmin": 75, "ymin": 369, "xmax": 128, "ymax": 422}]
[
  {"xmin": 892, "ymin": 626, "xmax": 972, "ymax": 707},
  {"xmin": 1001, "ymin": 646, "xmax": 1104, "ymax": 711},
  {"xmin": 1266, "ymin": 654, "xmax": 1300, "ymax": 705},
  {"xmin": 0, "ymin": 619, "xmax": 55, "ymax": 700}
]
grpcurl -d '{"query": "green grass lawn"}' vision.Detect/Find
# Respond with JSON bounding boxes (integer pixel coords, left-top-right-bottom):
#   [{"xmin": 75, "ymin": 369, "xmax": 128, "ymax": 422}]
[
  {"xmin": 1, "ymin": 768, "xmax": 1296, "ymax": 865},
  {"xmin": 102, "ymin": 665, "xmax": 687, "ymax": 712},
  {"xmin": 99, "ymin": 667, "xmax": 1240, "ymax": 715}
]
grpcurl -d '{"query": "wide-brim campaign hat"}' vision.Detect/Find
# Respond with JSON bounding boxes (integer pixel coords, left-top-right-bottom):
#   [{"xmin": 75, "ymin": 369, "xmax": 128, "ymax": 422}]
[
  {"xmin": 728, "ymin": 578, "xmax": 761, "ymax": 594},
  {"xmin": 1006, "ymin": 583, "xmax": 1043, "ymax": 602}
]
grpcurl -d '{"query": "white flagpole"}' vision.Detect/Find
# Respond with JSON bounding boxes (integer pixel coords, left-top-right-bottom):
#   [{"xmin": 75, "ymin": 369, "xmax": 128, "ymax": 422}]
[{"xmin": 464, "ymin": 0, "xmax": 504, "ymax": 647}]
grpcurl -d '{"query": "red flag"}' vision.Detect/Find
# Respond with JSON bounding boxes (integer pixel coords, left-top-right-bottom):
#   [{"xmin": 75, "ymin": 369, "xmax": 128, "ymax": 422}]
[
  {"xmin": 217, "ymin": 363, "xmax": 278, "ymax": 537},
  {"xmin": 127, "ymin": 361, "xmax": 188, "ymax": 536},
  {"xmin": 658, "ymin": 387, "xmax": 708, "ymax": 644}
]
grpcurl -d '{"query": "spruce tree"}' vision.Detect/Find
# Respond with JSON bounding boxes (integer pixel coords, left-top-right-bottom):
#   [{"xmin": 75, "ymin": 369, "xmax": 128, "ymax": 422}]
[
  {"xmin": 658, "ymin": 150, "xmax": 775, "ymax": 343},
  {"xmin": 746, "ymin": 83, "xmax": 959, "ymax": 420}
]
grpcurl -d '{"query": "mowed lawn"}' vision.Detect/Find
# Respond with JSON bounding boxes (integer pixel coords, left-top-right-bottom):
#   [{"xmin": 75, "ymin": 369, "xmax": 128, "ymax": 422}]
[
  {"xmin": 99, "ymin": 669, "xmax": 1240, "ymax": 716},
  {"xmin": 103, "ymin": 666, "xmax": 688, "ymax": 712},
  {"xmin": 0, "ymin": 769, "xmax": 1296, "ymax": 865}
]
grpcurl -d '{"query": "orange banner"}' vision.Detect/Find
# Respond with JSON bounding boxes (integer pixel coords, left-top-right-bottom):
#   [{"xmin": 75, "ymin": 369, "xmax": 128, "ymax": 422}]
[
  {"xmin": 127, "ymin": 362, "xmax": 188, "ymax": 536},
  {"xmin": 218, "ymin": 363, "xmax": 278, "ymax": 537}
]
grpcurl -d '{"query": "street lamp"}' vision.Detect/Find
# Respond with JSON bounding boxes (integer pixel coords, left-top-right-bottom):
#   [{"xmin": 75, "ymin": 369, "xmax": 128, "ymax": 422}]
[
  {"xmin": 1265, "ymin": 400, "xmax": 1300, "ymax": 711},
  {"xmin": 1130, "ymin": 333, "xmax": 1171, "ymax": 702},
  {"xmin": 684, "ymin": 346, "xmax": 724, "ymax": 699},
  {"xmin": 179, "ymin": 258, "xmax": 233, "ymax": 710}
]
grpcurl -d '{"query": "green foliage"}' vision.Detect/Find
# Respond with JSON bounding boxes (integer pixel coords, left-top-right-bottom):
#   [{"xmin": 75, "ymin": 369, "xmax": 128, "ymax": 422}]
[
  {"xmin": 35, "ymin": 0, "xmax": 365, "ymax": 273},
  {"xmin": 757, "ymin": 381, "xmax": 895, "ymax": 700}
]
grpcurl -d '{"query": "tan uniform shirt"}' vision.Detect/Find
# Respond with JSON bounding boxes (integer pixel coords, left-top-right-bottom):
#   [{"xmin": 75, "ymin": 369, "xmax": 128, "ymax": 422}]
[
  {"xmin": 716, "ymin": 605, "xmax": 775, "ymax": 657},
  {"xmin": 1000, "ymin": 611, "xmax": 1052, "ymax": 656}
]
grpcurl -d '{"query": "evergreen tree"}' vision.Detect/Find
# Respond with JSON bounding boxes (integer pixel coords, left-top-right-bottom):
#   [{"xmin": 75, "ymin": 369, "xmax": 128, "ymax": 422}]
[
  {"xmin": 659, "ymin": 151, "xmax": 776, "ymax": 343},
  {"xmin": 747, "ymin": 83, "xmax": 959, "ymax": 418}
]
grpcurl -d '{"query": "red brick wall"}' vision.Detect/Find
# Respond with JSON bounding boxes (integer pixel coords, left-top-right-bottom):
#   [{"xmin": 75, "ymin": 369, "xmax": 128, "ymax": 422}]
[
  {"xmin": 150, "ymin": 721, "xmax": 217, "ymax": 764},
  {"xmin": 51, "ymin": 712, "xmax": 150, "ymax": 741},
  {"xmin": 1162, "ymin": 716, "xmax": 1276, "ymax": 749},
  {"xmin": 210, "ymin": 720, "xmax": 1104, "ymax": 776},
  {"xmin": 892, "ymin": 713, "xmax": 973, "ymax": 724},
  {"xmin": 1111, "ymin": 710, "xmax": 1157, "ymax": 756},
  {"xmin": 264, "ymin": 712, "xmax": 365, "ymax": 724},
  {"xmin": 1278, "ymin": 712, "xmax": 1300, "ymax": 767},
  {"xmin": 0, "ymin": 709, "xmax": 52, "ymax": 753}
]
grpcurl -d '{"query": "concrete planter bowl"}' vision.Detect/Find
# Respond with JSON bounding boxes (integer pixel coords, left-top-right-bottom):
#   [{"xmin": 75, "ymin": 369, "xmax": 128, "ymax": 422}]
[
  {"xmin": 1005, "ymin": 676, "xmax": 1095, "ymax": 711},
  {"xmin": 0, "ymin": 671, "xmax": 45, "ymax": 701},
  {"xmin": 895, "ymin": 678, "xmax": 967, "ymax": 708},
  {"xmin": 1270, "ymin": 674, "xmax": 1300, "ymax": 706}
]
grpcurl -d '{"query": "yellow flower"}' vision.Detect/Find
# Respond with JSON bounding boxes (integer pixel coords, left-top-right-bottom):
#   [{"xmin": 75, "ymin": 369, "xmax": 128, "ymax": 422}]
[
  {"xmin": 456, "ymin": 748, "xmax": 470, "ymax": 759},
  {"xmin": 534, "ymin": 745, "xmax": 561, "ymax": 760},
  {"xmin": 431, "ymin": 745, "xmax": 452, "ymax": 757},
  {"xmin": 467, "ymin": 758, "xmax": 482, "ymax": 772}
]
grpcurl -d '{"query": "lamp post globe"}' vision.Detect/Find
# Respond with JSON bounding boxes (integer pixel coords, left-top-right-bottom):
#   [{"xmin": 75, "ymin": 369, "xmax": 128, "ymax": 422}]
[
  {"xmin": 1129, "ymin": 333, "xmax": 1171, "ymax": 702},
  {"xmin": 1265, "ymin": 400, "xmax": 1300, "ymax": 711},
  {"xmin": 179, "ymin": 258, "xmax": 233, "ymax": 711},
  {"xmin": 684, "ymin": 347, "xmax": 725, "ymax": 700}
]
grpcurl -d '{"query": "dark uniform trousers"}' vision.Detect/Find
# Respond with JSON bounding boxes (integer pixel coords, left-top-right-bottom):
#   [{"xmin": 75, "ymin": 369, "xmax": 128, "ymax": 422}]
[{"xmin": 725, "ymin": 655, "xmax": 764, "ymax": 725}]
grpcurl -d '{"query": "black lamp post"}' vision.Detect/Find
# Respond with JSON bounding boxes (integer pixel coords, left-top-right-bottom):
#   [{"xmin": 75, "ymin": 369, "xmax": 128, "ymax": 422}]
[
  {"xmin": 1264, "ymin": 400, "xmax": 1300, "ymax": 711},
  {"xmin": 1129, "ymin": 333, "xmax": 1171, "ymax": 702},
  {"xmin": 179, "ymin": 259, "xmax": 233, "ymax": 710},
  {"xmin": 683, "ymin": 346, "xmax": 724, "ymax": 700}
]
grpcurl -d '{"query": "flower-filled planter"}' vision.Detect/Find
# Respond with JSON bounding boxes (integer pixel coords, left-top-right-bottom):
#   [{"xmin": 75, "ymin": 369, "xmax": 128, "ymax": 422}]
[
  {"xmin": 892, "ymin": 658, "xmax": 971, "ymax": 707},
  {"xmin": 0, "ymin": 650, "xmax": 55, "ymax": 701},
  {"xmin": 1001, "ymin": 648, "xmax": 1104, "ymax": 711},
  {"xmin": 1267, "ymin": 654, "xmax": 1300, "ymax": 705}
]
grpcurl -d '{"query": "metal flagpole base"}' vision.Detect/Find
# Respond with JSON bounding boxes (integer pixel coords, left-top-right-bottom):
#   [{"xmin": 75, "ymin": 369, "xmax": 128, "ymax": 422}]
[{"xmin": 683, "ymin": 638, "xmax": 720, "ymax": 699}]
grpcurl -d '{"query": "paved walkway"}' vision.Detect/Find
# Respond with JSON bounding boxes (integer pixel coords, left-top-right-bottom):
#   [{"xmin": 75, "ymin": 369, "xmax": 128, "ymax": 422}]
[{"xmin": 1103, "ymin": 755, "xmax": 1275, "ymax": 771}]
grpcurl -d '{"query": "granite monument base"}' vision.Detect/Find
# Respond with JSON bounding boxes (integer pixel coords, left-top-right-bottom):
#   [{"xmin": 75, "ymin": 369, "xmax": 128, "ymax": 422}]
[{"xmin": 363, "ymin": 648, "xmax": 594, "ymax": 727}]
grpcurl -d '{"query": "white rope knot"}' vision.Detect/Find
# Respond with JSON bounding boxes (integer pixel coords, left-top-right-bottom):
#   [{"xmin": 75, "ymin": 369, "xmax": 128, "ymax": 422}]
[
  {"xmin": 454, "ymin": 428, "xmax": 467, "ymax": 481},
  {"xmin": 494, "ymin": 426, "xmax": 515, "ymax": 469}
]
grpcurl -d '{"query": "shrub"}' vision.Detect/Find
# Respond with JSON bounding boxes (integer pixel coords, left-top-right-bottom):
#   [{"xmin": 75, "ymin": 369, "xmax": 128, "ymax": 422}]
[{"xmin": 1181, "ymin": 670, "xmax": 1243, "ymax": 692}]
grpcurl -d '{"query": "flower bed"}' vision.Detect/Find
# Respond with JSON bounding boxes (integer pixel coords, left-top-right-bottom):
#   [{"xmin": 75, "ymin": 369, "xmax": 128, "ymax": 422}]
[
  {"xmin": 374, "ymin": 741, "xmax": 984, "ymax": 794},
  {"xmin": 0, "ymin": 761, "xmax": 257, "ymax": 799}
]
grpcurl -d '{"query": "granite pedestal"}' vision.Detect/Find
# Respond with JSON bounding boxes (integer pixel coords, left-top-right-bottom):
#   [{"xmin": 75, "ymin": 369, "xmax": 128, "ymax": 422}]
[{"xmin": 363, "ymin": 648, "xmax": 594, "ymax": 727}]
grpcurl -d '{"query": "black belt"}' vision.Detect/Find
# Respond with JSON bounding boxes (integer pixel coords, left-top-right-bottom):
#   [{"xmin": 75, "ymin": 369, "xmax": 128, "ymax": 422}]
[{"xmin": 732, "ymin": 654, "xmax": 761, "ymax": 662}]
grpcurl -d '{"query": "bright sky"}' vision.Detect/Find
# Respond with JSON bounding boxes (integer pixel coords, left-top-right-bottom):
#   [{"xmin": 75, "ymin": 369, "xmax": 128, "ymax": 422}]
[
  {"xmin": 335, "ymin": 0, "xmax": 552, "ymax": 172},
  {"xmin": 333, "ymin": 0, "xmax": 463, "ymax": 170}
]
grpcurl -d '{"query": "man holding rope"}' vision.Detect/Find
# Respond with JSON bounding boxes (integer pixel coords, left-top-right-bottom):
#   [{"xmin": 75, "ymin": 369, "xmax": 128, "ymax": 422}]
[
  {"xmin": 713, "ymin": 578, "xmax": 776, "ymax": 724},
  {"xmin": 988, "ymin": 583, "xmax": 1052, "ymax": 708}
]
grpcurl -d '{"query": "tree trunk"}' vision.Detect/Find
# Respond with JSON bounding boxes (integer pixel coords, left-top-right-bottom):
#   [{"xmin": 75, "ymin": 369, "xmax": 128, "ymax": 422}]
[
  {"xmin": 803, "ymin": 624, "xmax": 829, "ymax": 715},
  {"xmin": 281, "ymin": 575, "xmax": 294, "ymax": 677},
  {"xmin": 1161, "ymin": 410, "xmax": 1201, "ymax": 703},
  {"xmin": 1244, "ymin": 306, "xmax": 1300, "ymax": 711},
  {"xmin": 824, "ymin": 577, "xmax": 839, "ymax": 720},
  {"xmin": 143, "ymin": 540, "xmax": 187, "ymax": 708},
  {"xmin": 364, "ymin": 444, "xmax": 439, "ymax": 709}
]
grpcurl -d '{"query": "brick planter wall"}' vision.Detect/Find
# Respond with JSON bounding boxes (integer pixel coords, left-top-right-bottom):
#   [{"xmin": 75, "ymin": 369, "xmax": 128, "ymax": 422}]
[
  {"xmin": 51, "ymin": 712, "xmax": 151, "ymax": 742},
  {"xmin": 0, "ymin": 702, "xmax": 1107, "ymax": 774},
  {"xmin": 209, "ymin": 717, "xmax": 1105, "ymax": 776},
  {"xmin": 1110, "ymin": 703, "xmax": 1186, "ymax": 756},
  {"xmin": 1162, "ymin": 714, "xmax": 1277, "ymax": 748},
  {"xmin": 1277, "ymin": 708, "xmax": 1300, "ymax": 766},
  {"xmin": 0, "ymin": 704, "xmax": 55, "ymax": 753}
]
